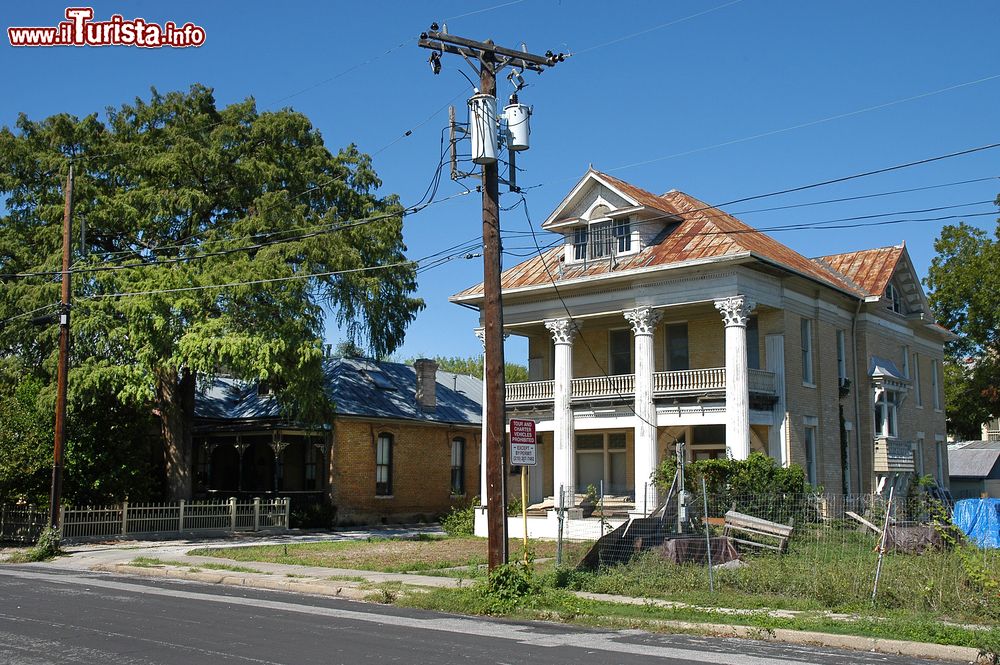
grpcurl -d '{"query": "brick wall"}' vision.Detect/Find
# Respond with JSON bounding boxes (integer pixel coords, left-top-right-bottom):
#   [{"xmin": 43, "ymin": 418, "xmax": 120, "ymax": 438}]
[{"xmin": 330, "ymin": 419, "xmax": 480, "ymax": 525}]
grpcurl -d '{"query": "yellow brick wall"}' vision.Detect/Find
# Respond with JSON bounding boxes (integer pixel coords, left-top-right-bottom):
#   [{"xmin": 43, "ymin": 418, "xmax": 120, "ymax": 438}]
[{"xmin": 330, "ymin": 419, "xmax": 480, "ymax": 525}]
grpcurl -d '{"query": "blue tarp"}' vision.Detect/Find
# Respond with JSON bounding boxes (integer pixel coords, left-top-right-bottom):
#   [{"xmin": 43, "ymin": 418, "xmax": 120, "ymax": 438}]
[{"xmin": 953, "ymin": 498, "xmax": 1000, "ymax": 548}]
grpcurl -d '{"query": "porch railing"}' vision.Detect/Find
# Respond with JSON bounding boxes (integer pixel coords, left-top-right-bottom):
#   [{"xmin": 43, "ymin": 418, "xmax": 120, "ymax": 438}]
[{"xmin": 506, "ymin": 367, "xmax": 776, "ymax": 404}]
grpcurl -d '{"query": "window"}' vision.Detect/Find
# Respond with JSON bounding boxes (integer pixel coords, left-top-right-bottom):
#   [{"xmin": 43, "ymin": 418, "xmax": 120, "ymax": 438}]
[
  {"xmin": 573, "ymin": 227, "xmax": 588, "ymax": 261},
  {"xmin": 665, "ymin": 323, "xmax": 689, "ymax": 370},
  {"xmin": 800, "ymin": 318, "xmax": 814, "ymax": 385},
  {"xmin": 916, "ymin": 436, "xmax": 925, "ymax": 476},
  {"xmin": 874, "ymin": 390, "xmax": 900, "ymax": 438},
  {"xmin": 450, "ymin": 437, "xmax": 465, "ymax": 495},
  {"xmin": 375, "ymin": 433, "xmax": 393, "ymax": 496},
  {"xmin": 305, "ymin": 444, "xmax": 320, "ymax": 490},
  {"xmin": 935, "ymin": 437, "xmax": 945, "ymax": 485},
  {"xmin": 913, "ymin": 353, "xmax": 922, "ymax": 407},
  {"xmin": 575, "ymin": 432, "xmax": 627, "ymax": 494},
  {"xmin": 747, "ymin": 316, "xmax": 760, "ymax": 370},
  {"xmin": 931, "ymin": 359, "xmax": 941, "ymax": 409},
  {"xmin": 885, "ymin": 283, "xmax": 902, "ymax": 314},
  {"xmin": 589, "ymin": 221, "xmax": 613, "ymax": 259},
  {"xmin": 804, "ymin": 425, "xmax": 817, "ymax": 485},
  {"xmin": 836, "ymin": 330, "xmax": 847, "ymax": 383},
  {"xmin": 609, "ymin": 328, "xmax": 632, "ymax": 375},
  {"xmin": 613, "ymin": 218, "xmax": 631, "ymax": 253}
]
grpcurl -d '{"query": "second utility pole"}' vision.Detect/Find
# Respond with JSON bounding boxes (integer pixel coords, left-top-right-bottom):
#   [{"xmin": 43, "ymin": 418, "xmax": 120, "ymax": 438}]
[{"xmin": 50, "ymin": 163, "xmax": 73, "ymax": 531}]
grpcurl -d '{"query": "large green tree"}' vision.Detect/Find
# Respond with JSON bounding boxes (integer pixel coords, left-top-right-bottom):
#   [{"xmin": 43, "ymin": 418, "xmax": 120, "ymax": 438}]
[
  {"xmin": 925, "ymin": 214, "xmax": 1000, "ymax": 439},
  {"xmin": 0, "ymin": 85, "xmax": 423, "ymax": 498}
]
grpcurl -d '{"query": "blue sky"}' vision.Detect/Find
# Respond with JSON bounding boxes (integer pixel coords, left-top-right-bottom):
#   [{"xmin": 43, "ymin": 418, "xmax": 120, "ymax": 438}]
[{"xmin": 4, "ymin": 1, "xmax": 998, "ymax": 363}]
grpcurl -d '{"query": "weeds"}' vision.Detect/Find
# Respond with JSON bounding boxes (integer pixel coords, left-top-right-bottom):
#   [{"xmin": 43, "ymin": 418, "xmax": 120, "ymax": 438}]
[{"xmin": 5, "ymin": 527, "xmax": 63, "ymax": 563}]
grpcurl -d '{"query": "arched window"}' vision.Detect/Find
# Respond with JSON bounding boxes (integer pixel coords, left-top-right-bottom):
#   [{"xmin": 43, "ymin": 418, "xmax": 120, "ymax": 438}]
[
  {"xmin": 376, "ymin": 433, "xmax": 393, "ymax": 496},
  {"xmin": 450, "ymin": 437, "xmax": 465, "ymax": 495}
]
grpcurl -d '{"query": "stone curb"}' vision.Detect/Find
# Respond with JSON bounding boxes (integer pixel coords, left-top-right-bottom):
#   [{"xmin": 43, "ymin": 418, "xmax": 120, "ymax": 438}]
[{"xmin": 93, "ymin": 563, "xmax": 988, "ymax": 664}]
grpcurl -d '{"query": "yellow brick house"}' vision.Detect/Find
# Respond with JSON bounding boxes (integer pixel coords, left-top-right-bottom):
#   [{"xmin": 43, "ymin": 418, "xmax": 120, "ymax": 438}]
[{"xmin": 452, "ymin": 168, "xmax": 952, "ymax": 514}]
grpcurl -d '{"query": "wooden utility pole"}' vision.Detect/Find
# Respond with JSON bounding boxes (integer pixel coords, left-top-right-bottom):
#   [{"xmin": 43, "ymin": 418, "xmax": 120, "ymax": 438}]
[
  {"xmin": 50, "ymin": 164, "xmax": 73, "ymax": 530},
  {"xmin": 418, "ymin": 28, "xmax": 562, "ymax": 570}
]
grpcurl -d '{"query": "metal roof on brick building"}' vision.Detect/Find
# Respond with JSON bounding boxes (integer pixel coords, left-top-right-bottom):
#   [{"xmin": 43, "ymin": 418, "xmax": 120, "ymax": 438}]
[
  {"xmin": 813, "ymin": 245, "xmax": 904, "ymax": 298},
  {"xmin": 195, "ymin": 358, "xmax": 482, "ymax": 427},
  {"xmin": 453, "ymin": 170, "xmax": 871, "ymax": 301}
]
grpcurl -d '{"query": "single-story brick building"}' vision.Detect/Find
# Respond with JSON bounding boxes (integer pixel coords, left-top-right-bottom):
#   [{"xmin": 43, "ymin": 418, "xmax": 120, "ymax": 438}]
[{"xmin": 193, "ymin": 357, "xmax": 483, "ymax": 524}]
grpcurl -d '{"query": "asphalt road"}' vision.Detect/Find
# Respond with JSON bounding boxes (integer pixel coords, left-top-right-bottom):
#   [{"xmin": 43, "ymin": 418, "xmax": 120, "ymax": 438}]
[{"xmin": 0, "ymin": 566, "xmax": 945, "ymax": 665}]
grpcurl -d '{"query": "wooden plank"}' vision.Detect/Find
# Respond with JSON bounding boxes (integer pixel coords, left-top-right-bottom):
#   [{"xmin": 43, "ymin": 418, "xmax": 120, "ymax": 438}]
[{"xmin": 845, "ymin": 510, "xmax": 882, "ymax": 534}]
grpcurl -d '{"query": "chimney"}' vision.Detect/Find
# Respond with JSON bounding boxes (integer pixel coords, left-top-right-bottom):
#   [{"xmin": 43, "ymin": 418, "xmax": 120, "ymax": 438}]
[{"xmin": 414, "ymin": 358, "xmax": 438, "ymax": 411}]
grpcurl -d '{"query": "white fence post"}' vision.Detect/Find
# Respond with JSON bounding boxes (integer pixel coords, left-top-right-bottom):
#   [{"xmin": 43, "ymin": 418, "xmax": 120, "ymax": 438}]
[
  {"xmin": 178, "ymin": 499, "xmax": 186, "ymax": 531},
  {"xmin": 58, "ymin": 505, "xmax": 65, "ymax": 540},
  {"xmin": 121, "ymin": 501, "xmax": 129, "ymax": 536},
  {"xmin": 229, "ymin": 497, "xmax": 237, "ymax": 530},
  {"xmin": 284, "ymin": 498, "xmax": 291, "ymax": 529},
  {"xmin": 253, "ymin": 497, "xmax": 260, "ymax": 531}
]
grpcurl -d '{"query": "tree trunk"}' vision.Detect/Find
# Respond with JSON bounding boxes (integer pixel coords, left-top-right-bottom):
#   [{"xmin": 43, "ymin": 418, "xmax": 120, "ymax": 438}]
[{"xmin": 156, "ymin": 367, "xmax": 195, "ymax": 500}]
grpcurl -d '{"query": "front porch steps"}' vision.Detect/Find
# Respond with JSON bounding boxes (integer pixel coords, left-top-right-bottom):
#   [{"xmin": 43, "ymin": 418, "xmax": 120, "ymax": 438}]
[{"xmin": 525, "ymin": 495, "xmax": 635, "ymax": 518}]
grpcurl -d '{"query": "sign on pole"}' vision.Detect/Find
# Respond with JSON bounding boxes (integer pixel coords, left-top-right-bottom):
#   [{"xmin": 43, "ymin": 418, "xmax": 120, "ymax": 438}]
[{"xmin": 509, "ymin": 418, "xmax": 536, "ymax": 466}]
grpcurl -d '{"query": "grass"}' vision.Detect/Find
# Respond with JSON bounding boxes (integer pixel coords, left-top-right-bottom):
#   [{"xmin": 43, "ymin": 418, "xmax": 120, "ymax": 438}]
[
  {"xmin": 395, "ymin": 582, "xmax": 1000, "ymax": 654},
  {"xmin": 190, "ymin": 536, "xmax": 591, "ymax": 574},
  {"xmin": 564, "ymin": 526, "xmax": 1000, "ymax": 625}
]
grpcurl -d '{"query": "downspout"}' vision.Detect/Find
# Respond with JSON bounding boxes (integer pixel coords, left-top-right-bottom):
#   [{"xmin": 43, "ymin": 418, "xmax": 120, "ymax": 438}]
[{"xmin": 851, "ymin": 298, "xmax": 864, "ymax": 494}]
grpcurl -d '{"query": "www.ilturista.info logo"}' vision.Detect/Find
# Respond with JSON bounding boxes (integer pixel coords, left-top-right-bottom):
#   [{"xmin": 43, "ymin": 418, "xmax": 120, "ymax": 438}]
[{"xmin": 8, "ymin": 7, "xmax": 206, "ymax": 48}]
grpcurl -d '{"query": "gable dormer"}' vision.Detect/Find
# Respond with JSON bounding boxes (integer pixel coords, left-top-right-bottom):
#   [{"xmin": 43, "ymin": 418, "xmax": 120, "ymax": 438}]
[
  {"xmin": 543, "ymin": 169, "xmax": 681, "ymax": 266},
  {"xmin": 878, "ymin": 250, "xmax": 929, "ymax": 319}
]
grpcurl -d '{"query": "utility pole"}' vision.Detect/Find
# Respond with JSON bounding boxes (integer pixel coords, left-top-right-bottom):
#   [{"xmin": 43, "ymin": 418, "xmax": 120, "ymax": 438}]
[
  {"xmin": 50, "ymin": 164, "xmax": 73, "ymax": 530},
  {"xmin": 419, "ymin": 27, "xmax": 563, "ymax": 570}
]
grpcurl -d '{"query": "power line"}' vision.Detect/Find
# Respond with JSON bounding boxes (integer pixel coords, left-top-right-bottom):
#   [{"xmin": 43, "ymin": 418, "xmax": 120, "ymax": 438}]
[
  {"xmin": 567, "ymin": 0, "xmax": 745, "ymax": 57},
  {"xmin": 593, "ymin": 74, "xmax": 1000, "ymax": 177}
]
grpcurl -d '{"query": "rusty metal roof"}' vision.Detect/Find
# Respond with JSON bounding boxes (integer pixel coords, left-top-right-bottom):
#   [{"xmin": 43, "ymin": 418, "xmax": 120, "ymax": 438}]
[
  {"xmin": 452, "ymin": 172, "xmax": 867, "ymax": 300},
  {"xmin": 813, "ymin": 245, "xmax": 904, "ymax": 297}
]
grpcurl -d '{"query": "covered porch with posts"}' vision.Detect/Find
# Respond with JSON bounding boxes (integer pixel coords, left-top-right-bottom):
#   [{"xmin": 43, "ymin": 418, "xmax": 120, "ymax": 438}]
[
  {"xmin": 474, "ymin": 295, "xmax": 787, "ymax": 537},
  {"xmin": 192, "ymin": 426, "xmax": 331, "ymax": 508}
]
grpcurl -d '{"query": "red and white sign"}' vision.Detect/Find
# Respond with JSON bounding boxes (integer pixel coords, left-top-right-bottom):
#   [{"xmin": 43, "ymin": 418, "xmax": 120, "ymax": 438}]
[{"xmin": 509, "ymin": 418, "xmax": 536, "ymax": 466}]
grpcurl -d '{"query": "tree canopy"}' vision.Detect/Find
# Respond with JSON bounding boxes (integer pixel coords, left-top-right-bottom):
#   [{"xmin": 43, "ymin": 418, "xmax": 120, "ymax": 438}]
[
  {"xmin": 926, "ymin": 215, "xmax": 1000, "ymax": 439},
  {"xmin": 0, "ymin": 85, "xmax": 423, "ymax": 498}
]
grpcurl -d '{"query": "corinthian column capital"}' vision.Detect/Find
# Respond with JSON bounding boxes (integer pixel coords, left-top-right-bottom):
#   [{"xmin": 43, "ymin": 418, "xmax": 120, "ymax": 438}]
[
  {"xmin": 714, "ymin": 296, "xmax": 756, "ymax": 328},
  {"xmin": 624, "ymin": 306, "xmax": 662, "ymax": 336},
  {"xmin": 544, "ymin": 318, "xmax": 580, "ymax": 345}
]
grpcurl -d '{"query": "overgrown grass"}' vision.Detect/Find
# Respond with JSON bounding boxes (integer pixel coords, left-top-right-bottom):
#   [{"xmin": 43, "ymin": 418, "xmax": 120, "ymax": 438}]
[{"xmin": 565, "ymin": 526, "xmax": 1000, "ymax": 624}]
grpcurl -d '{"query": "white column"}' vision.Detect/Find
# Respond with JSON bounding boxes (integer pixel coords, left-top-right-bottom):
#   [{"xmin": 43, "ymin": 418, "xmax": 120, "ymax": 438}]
[
  {"xmin": 624, "ymin": 306, "xmax": 662, "ymax": 513},
  {"xmin": 765, "ymin": 334, "xmax": 789, "ymax": 466},
  {"xmin": 545, "ymin": 318, "xmax": 579, "ymax": 506},
  {"xmin": 474, "ymin": 327, "xmax": 488, "ymax": 505},
  {"xmin": 715, "ymin": 296, "xmax": 755, "ymax": 460}
]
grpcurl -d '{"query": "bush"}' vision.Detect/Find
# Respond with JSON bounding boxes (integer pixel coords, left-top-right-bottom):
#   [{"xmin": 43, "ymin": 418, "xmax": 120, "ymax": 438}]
[
  {"xmin": 441, "ymin": 501, "xmax": 475, "ymax": 536},
  {"xmin": 289, "ymin": 501, "xmax": 337, "ymax": 529},
  {"xmin": 8, "ymin": 526, "xmax": 63, "ymax": 563},
  {"xmin": 477, "ymin": 561, "xmax": 538, "ymax": 614}
]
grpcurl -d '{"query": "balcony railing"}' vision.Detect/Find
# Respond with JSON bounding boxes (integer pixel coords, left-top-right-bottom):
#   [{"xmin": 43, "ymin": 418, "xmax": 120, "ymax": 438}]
[
  {"xmin": 505, "ymin": 367, "xmax": 776, "ymax": 404},
  {"xmin": 873, "ymin": 438, "xmax": 915, "ymax": 473}
]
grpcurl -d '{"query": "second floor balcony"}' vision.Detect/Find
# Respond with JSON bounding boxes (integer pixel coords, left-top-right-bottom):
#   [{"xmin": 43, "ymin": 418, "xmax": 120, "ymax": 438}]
[{"xmin": 506, "ymin": 367, "xmax": 777, "ymax": 405}]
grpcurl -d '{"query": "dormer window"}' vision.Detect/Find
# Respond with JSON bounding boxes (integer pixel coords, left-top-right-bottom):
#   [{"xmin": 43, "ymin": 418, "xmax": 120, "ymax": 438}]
[
  {"xmin": 614, "ymin": 218, "xmax": 631, "ymax": 252},
  {"xmin": 885, "ymin": 282, "xmax": 902, "ymax": 314},
  {"xmin": 590, "ymin": 221, "xmax": 613, "ymax": 259},
  {"xmin": 573, "ymin": 227, "xmax": 588, "ymax": 260}
]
